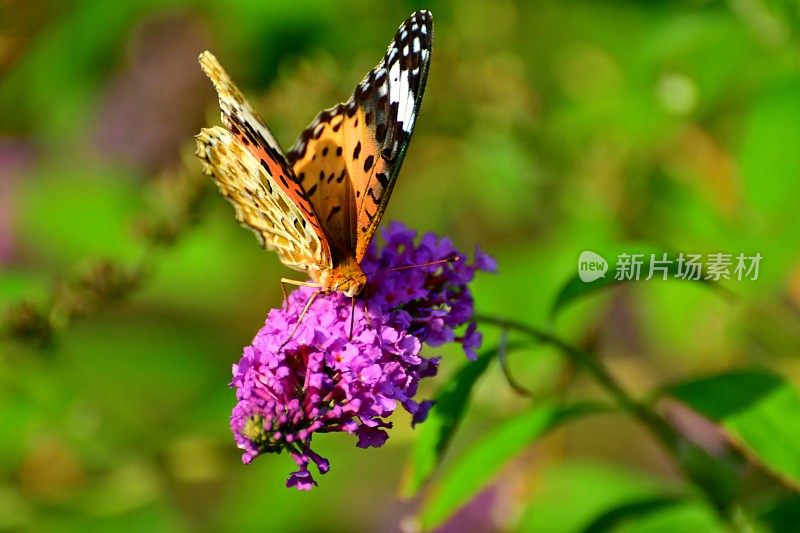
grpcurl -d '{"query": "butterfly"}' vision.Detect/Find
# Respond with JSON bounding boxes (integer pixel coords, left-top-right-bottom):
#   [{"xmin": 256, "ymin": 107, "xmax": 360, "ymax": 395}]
[{"xmin": 196, "ymin": 10, "xmax": 432, "ymax": 298}]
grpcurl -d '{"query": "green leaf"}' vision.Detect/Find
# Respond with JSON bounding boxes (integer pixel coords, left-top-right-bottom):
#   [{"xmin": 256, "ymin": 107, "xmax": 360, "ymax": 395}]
[
  {"xmin": 518, "ymin": 461, "xmax": 723, "ymax": 533},
  {"xmin": 580, "ymin": 496, "xmax": 683, "ymax": 533},
  {"xmin": 757, "ymin": 494, "xmax": 800, "ymax": 532},
  {"xmin": 518, "ymin": 461, "xmax": 671, "ymax": 533},
  {"xmin": 664, "ymin": 369, "xmax": 800, "ymax": 489},
  {"xmin": 549, "ymin": 248, "xmax": 719, "ymax": 321},
  {"xmin": 615, "ymin": 501, "xmax": 726, "ymax": 533},
  {"xmin": 550, "ymin": 264, "xmax": 619, "ymax": 320},
  {"xmin": 400, "ymin": 344, "xmax": 521, "ymax": 498},
  {"xmin": 418, "ymin": 402, "xmax": 607, "ymax": 530}
]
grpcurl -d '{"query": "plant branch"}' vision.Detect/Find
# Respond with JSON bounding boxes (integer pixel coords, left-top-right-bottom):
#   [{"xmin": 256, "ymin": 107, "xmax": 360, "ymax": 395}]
[
  {"xmin": 2, "ymin": 166, "xmax": 208, "ymax": 346},
  {"xmin": 475, "ymin": 314, "xmax": 741, "ymax": 522}
]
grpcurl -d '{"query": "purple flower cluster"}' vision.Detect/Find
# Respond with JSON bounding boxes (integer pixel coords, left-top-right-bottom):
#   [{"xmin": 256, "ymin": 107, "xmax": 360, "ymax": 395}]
[{"xmin": 230, "ymin": 222, "xmax": 496, "ymax": 489}]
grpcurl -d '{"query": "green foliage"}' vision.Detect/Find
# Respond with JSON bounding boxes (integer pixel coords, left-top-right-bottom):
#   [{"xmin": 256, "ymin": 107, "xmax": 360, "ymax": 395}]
[
  {"xmin": 401, "ymin": 345, "xmax": 512, "ymax": 498},
  {"xmin": 664, "ymin": 370, "xmax": 800, "ymax": 489},
  {"xmin": 419, "ymin": 403, "xmax": 608, "ymax": 530},
  {"xmin": 518, "ymin": 461, "xmax": 723, "ymax": 533}
]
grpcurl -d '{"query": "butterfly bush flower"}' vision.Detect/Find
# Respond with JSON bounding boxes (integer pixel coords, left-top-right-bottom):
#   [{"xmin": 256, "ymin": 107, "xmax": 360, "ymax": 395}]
[{"xmin": 230, "ymin": 222, "xmax": 496, "ymax": 489}]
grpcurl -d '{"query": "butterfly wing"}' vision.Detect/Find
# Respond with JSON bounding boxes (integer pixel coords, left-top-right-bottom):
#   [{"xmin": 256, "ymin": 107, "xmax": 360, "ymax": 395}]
[
  {"xmin": 197, "ymin": 52, "xmax": 331, "ymax": 274},
  {"xmin": 284, "ymin": 104, "xmax": 356, "ymax": 265},
  {"xmin": 287, "ymin": 10, "xmax": 433, "ymax": 263}
]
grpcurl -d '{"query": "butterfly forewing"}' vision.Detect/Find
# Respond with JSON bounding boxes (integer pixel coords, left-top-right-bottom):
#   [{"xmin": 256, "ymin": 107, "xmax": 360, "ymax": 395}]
[
  {"xmin": 196, "ymin": 127, "xmax": 329, "ymax": 273},
  {"xmin": 199, "ymin": 52, "xmax": 332, "ymax": 266},
  {"xmin": 288, "ymin": 10, "xmax": 433, "ymax": 263},
  {"xmin": 198, "ymin": 52, "xmax": 334, "ymax": 273}
]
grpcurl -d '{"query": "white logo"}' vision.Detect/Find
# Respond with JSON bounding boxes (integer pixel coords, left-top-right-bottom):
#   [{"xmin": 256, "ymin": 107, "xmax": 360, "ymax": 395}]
[{"xmin": 578, "ymin": 251, "xmax": 608, "ymax": 283}]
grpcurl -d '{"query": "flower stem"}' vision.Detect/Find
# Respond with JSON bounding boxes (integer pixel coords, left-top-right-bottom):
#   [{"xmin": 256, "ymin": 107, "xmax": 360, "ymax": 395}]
[{"xmin": 475, "ymin": 314, "xmax": 740, "ymax": 522}]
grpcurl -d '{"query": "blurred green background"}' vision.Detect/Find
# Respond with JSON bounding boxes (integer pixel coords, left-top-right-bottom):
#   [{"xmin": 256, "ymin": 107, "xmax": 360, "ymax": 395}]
[{"xmin": 2, "ymin": 0, "xmax": 800, "ymax": 531}]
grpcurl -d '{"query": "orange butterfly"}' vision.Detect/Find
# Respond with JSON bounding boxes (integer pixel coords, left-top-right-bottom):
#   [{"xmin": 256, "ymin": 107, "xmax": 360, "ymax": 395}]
[{"xmin": 196, "ymin": 11, "xmax": 432, "ymax": 298}]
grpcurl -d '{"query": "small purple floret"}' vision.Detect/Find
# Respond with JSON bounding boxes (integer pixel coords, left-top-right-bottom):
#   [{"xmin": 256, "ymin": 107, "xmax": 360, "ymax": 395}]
[{"xmin": 230, "ymin": 222, "xmax": 494, "ymax": 488}]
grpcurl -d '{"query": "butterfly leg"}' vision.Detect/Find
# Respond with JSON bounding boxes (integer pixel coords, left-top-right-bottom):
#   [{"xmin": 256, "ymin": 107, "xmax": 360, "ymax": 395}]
[
  {"xmin": 363, "ymin": 296, "xmax": 373, "ymax": 331},
  {"xmin": 280, "ymin": 278, "xmax": 319, "ymax": 309},
  {"xmin": 348, "ymin": 296, "xmax": 356, "ymax": 340},
  {"xmin": 280, "ymin": 289, "xmax": 320, "ymax": 348}
]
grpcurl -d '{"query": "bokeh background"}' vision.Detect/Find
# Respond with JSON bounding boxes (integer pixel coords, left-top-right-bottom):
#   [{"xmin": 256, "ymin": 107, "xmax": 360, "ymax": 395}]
[{"xmin": 2, "ymin": 0, "xmax": 800, "ymax": 530}]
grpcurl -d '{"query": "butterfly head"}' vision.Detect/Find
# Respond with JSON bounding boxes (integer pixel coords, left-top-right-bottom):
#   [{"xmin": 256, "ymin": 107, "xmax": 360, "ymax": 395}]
[{"xmin": 320, "ymin": 260, "xmax": 368, "ymax": 297}]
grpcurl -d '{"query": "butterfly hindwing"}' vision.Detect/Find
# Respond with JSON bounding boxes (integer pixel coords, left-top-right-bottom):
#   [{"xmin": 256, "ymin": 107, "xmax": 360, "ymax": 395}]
[
  {"xmin": 288, "ymin": 10, "xmax": 432, "ymax": 263},
  {"xmin": 287, "ymin": 105, "xmax": 356, "ymax": 264}
]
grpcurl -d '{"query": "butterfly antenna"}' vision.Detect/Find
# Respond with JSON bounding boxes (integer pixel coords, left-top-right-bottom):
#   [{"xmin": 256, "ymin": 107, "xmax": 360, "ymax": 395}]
[
  {"xmin": 281, "ymin": 290, "xmax": 320, "ymax": 349},
  {"xmin": 366, "ymin": 255, "xmax": 459, "ymax": 276}
]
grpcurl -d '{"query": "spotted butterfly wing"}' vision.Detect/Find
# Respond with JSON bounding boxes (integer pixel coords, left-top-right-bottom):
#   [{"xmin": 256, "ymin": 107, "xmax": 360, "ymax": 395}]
[
  {"xmin": 287, "ymin": 10, "xmax": 433, "ymax": 262},
  {"xmin": 196, "ymin": 52, "xmax": 332, "ymax": 276},
  {"xmin": 197, "ymin": 12, "xmax": 431, "ymax": 295}
]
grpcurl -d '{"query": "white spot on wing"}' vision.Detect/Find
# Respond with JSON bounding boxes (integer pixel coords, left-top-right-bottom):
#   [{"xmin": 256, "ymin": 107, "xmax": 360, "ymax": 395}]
[
  {"xmin": 398, "ymin": 69, "xmax": 415, "ymax": 132},
  {"xmin": 413, "ymin": 37, "xmax": 421, "ymax": 52},
  {"xmin": 389, "ymin": 60, "xmax": 401, "ymax": 104}
]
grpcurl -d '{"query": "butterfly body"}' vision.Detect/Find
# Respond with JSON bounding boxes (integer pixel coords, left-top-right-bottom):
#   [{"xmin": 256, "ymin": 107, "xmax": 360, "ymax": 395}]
[{"xmin": 196, "ymin": 11, "xmax": 432, "ymax": 297}]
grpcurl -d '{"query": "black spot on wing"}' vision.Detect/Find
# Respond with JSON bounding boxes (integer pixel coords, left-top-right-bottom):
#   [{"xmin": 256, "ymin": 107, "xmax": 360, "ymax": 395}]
[
  {"xmin": 286, "ymin": 103, "xmax": 344, "ymax": 165},
  {"xmin": 363, "ymin": 154, "xmax": 374, "ymax": 172},
  {"xmin": 325, "ymin": 205, "xmax": 342, "ymax": 223}
]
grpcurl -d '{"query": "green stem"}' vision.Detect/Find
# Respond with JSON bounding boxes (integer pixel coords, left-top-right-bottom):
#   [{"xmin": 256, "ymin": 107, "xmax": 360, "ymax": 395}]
[{"xmin": 475, "ymin": 315, "xmax": 739, "ymax": 522}]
